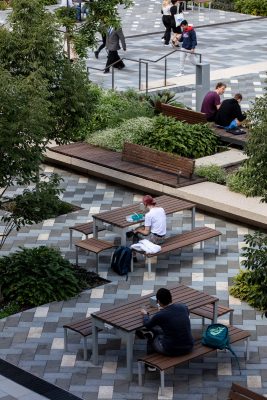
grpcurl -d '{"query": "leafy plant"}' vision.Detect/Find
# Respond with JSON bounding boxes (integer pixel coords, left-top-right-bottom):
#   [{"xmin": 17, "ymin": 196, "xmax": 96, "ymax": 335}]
[
  {"xmin": 195, "ymin": 164, "xmax": 227, "ymax": 184},
  {"xmin": 86, "ymin": 117, "xmax": 154, "ymax": 151},
  {"xmin": 234, "ymin": 0, "xmax": 267, "ymax": 16},
  {"xmin": 0, "ymin": 246, "xmax": 82, "ymax": 307},
  {"xmin": 81, "ymin": 89, "xmax": 153, "ymax": 137},
  {"xmin": 212, "ymin": 0, "xmax": 236, "ymax": 11},
  {"xmin": 229, "ymin": 232, "xmax": 267, "ymax": 311},
  {"xmin": 140, "ymin": 115, "xmax": 218, "ymax": 158},
  {"xmin": 226, "ymin": 164, "xmax": 264, "ymax": 197}
]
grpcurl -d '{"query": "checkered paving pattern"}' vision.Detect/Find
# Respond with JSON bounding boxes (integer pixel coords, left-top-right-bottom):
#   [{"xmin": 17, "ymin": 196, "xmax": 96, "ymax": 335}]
[{"xmin": 1, "ymin": 165, "xmax": 267, "ymax": 400}]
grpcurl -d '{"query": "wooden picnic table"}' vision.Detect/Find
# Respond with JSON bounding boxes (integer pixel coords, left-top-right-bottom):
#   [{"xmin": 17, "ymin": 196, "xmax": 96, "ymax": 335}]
[
  {"xmin": 93, "ymin": 194, "xmax": 196, "ymax": 246},
  {"xmin": 91, "ymin": 283, "xmax": 218, "ymax": 380}
]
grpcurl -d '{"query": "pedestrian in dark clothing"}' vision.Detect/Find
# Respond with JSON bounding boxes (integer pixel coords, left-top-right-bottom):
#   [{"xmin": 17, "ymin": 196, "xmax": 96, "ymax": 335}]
[
  {"xmin": 170, "ymin": 0, "xmax": 183, "ymax": 47},
  {"xmin": 139, "ymin": 288, "xmax": 194, "ymax": 368},
  {"xmin": 104, "ymin": 27, "xmax": 126, "ymax": 73},
  {"xmin": 161, "ymin": 0, "xmax": 172, "ymax": 46},
  {"xmin": 215, "ymin": 93, "xmax": 246, "ymax": 130}
]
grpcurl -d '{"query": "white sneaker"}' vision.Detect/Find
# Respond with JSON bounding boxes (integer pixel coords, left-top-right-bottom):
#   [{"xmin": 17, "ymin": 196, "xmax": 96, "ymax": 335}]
[{"xmin": 176, "ymin": 72, "xmax": 184, "ymax": 77}]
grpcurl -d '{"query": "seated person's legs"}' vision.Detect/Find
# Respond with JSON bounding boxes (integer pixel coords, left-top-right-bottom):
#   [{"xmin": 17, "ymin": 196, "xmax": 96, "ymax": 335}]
[{"xmin": 224, "ymin": 118, "xmax": 238, "ymax": 130}]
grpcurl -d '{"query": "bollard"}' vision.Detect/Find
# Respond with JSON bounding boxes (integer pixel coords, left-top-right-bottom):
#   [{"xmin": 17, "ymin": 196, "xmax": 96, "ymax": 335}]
[{"xmin": 195, "ymin": 63, "xmax": 210, "ymax": 112}]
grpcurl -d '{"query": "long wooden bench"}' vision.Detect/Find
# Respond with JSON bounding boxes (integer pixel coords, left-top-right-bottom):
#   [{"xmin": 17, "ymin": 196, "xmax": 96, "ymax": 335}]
[
  {"xmin": 138, "ymin": 325, "xmax": 250, "ymax": 395},
  {"xmin": 122, "ymin": 142, "xmax": 195, "ymax": 183},
  {"xmin": 75, "ymin": 237, "xmax": 114, "ymax": 273},
  {"xmin": 159, "ymin": 103, "xmax": 249, "ymax": 147},
  {"xmin": 69, "ymin": 221, "xmax": 105, "ymax": 249},
  {"xmin": 229, "ymin": 383, "xmax": 266, "ymax": 400},
  {"xmin": 132, "ymin": 226, "xmax": 221, "ymax": 276}
]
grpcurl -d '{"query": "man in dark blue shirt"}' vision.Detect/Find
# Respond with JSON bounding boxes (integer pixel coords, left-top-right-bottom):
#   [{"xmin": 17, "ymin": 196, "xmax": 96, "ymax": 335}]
[
  {"xmin": 177, "ymin": 20, "xmax": 197, "ymax": 77},
  {"xmin": 140, "ymin": 288, "xmax": 194, "ymax": 358}
]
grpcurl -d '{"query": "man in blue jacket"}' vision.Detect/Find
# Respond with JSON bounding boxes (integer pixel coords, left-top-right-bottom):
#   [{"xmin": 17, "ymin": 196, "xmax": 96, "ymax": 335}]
[{"xmin": 177, "ymin": 20, "xmax": 197, "ymax": 77}]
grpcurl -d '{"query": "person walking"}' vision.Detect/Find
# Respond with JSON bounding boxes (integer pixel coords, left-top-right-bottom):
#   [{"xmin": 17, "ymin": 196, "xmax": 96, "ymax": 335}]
[
  {"xmin": 104, "ymin": 27, "xmax": 126, "ymax": 74},
  {"xmin": 177, "ymin": 19, "xmax": 197, "ymax": 77},
  {"xmin": 94, "ymin": 34, "xmax": 106, "ymax": 59},
  {"xmin": 170, "ymin": 0, "xmax": 183, "ymax": 47},
  {"xmin": 201, "ymin": 82, "xmax": 227, "ymax": 122},
  {"xmin": 161, "ymin": 0, "xmax": 172, "ymax": 46}
]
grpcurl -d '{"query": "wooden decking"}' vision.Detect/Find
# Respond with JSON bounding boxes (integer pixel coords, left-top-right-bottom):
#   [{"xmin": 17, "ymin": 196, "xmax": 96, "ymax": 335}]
[{"xmin": 49, "ymin": 143, "xmax": 205, "ymax": 188}]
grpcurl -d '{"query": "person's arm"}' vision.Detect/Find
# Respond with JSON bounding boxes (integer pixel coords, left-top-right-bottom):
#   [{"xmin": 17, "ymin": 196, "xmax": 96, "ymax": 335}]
[
  {"xmin": 235, "ymin": 104, "xmax": 246, "ymax": 122},
  {"xmin": 190, "ymin": 30, "xmax": 197, "ymax": 52},
  {"xmin": 141, "ymin": 309, "xmax": 159, "ymax": 329},
  {"xmin": 134, "ymin": 225, "xmax": 150, "ymax": 235},
  {"xmin": 118, "ymin": 28, "xmax": 126, "ymax": 51}
]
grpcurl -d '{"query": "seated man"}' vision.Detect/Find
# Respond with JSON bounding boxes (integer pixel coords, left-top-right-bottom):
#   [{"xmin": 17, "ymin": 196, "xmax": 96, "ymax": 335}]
[
  {"xmin": 215, "ymin": 93, "xmax": 246, "ymax": 130},
  {"xmin": 132, "ymin": 195, "xmax": 166, "ymax": 244},
  {"xmin": 201, "ymin": 82, "xmax": 226, "ymax": 122},
  {"xmin": 140, "ymin": 288, "xmax": 194, "ymax": 364}
]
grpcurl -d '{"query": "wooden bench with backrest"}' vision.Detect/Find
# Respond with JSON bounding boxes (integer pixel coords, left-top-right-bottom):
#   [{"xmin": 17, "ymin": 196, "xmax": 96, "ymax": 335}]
[
  {"xmin": 132, "ymin": 226, "xmax": 222, "ymax": 277},
  {"xmin": 69, "ymin": 221, "xmax": 105, "ymax": 249},
  {"xmin": 122, "ymin": 142, "xmax": 195, "ymax": 183},
  {"xmin": 228, "ymin": 383, "xmax": 266, "ymax": 400},
  {"xmin": 138, "ymin": 326, "xmax": 250, "ymax": 395}
]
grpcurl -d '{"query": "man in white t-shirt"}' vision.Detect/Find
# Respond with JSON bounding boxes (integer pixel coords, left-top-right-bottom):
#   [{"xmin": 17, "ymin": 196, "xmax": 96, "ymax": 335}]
[{"xmin": 133, "ymin": 195, "xmax": 166, "ymax": 245}]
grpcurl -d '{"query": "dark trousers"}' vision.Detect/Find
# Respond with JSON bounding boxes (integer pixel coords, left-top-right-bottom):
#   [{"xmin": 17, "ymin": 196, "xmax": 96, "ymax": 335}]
[
  {"xmin": 105, "ymin": 50, "xmax": 125, "ymax": 72},
  {"xmin": 162, "ymin": 15, "xmax": 171, "ymax": 45},
  {"xmin": 147, "ymin": 326, "xmax": 193, "ymax": 356},
  {"xmin": 96, "ymin": 34, "xmax": 106, "ymax": 54}
]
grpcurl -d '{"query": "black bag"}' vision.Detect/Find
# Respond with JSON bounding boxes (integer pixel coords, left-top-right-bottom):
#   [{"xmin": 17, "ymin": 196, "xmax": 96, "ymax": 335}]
[
  {"xmin": 226, "ymin": 127, "xmax": 246, "ymax": 135},
  {"xmin": 111, "ymin": 246, "xmax": 132, "ymax": 279}
]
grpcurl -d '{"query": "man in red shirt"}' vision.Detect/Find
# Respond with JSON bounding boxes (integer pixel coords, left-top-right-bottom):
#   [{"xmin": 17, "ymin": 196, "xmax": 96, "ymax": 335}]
[{"xmin": 201, "ymin": 82, "xmax": 227, "ymax": 122}]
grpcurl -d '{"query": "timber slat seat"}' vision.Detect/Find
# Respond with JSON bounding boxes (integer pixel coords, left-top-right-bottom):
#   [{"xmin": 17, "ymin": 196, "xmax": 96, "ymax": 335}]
[
  {"xmin": 63, "ymin": 317, "xmax": 93, "ymax": 361},
  {"xmin": 133, "ymin": 226, "xmax": 222, "ymax": 276},
  {"xmin": 122, "ymin": 142, "xmax": 195, "ymax": 181},
  {"xmin": 191, "ymin": 303, "xmax": 234, "ymax": 326},
  {"xmin": 228, "ymin": 383, "xmax": 266, "ymax": 400},
  {"xmin": 159, "ymin": 103, "xmax": 248, "ymax": 147},
  {"xmin": 69, "ymin": 221, "xmax": 105, "ymax": 248},
  {"xmin": 75, "ymin": 238, "xmax": 114, "ymax": 274},
  {"xmin": 138, "ymin": 326, "xmax": 250, "ymax": 395}
]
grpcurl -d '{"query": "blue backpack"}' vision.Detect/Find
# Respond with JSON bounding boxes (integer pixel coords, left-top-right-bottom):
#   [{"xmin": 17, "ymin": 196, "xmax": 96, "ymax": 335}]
[
  {"xmin": 111, "ymin": 246, "xmax": 132, "ymax": 279},
  {"xmin": 202, "ymin": 323, "xmax": 241, "ymax": 373}
]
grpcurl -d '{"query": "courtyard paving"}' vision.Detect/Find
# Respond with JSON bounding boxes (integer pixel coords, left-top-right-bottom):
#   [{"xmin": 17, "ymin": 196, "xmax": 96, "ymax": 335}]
[{"xmin": 0, "ymin": 3, "xmax": 267, "ymax": 400}]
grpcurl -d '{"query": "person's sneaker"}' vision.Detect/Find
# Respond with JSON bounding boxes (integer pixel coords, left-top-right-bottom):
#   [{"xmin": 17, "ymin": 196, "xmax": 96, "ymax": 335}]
[
  {"xmin": 161, "ymin": 38, "xmax": 165, "ymax": 42},
  {"xmin": 164, "ymin": 43, "xmax": 170, "ymax": 46},
  {"xmin": 135, "ymin": 328, "xmax": 154, "ymax": 340},
  {"xmin": 103, "ymin": 69, "xmax": 109, "ymax": 74},
  {"xmin": 176, "ymin": 72, "xmax": 184, "ymax": 77},
  {"xmin": 147, "ymin": 365, "xmax": 157, "ymax": 372}
]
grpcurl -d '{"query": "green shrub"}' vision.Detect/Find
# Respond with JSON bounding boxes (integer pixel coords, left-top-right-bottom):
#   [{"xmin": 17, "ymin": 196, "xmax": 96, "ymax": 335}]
[
  {"xmin": 41, "ymin": 0, "xmax": 58, "ymax": 5},
  {"xmin": 234, "ymin": 0, "xmax": 267, "ymax": 15},
  {"xmin": 140, "ymin": 115, "xmax": 218, "ymax": 158},
  {"xmin": 0, "ymin": 1, "xmax": 8, "ymax": 10},
  {"xmin": 0, "ymin": 301, "xmax": 21, "ymax": 319},
  {"xmin": 212, "ymin": 0, "xmax": 236, "ymax": 11},
  {"xmin": 195, "ymin": 164, "xmax": 227, "ymax": 184},
  {"xmin": 229, "ymin": 232, "xmax": 267, "ymax": 311},
  {"xmin": 0, "ymin": 246, "xmax": 81, "ymax": 307},
  {"xmin": 86, "ymin": 117, "xmax": 154, "ymax": 151},
  {"xmin": 226, "ymin": 164, "xmax": 264, "ymax": 197},
  {"xmin": 81, "ymin": 89, "xmax": 153, "ymax": 137}
]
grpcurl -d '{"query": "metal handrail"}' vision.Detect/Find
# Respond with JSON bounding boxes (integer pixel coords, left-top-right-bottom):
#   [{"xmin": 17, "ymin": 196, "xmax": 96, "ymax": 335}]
[
  {"xmin": 87, "ymin": 57, "xmax": 149, "ymax": 92},
  {"xmin": 139, "ymin": 48, "xmax": 202, "ymax": 89}
]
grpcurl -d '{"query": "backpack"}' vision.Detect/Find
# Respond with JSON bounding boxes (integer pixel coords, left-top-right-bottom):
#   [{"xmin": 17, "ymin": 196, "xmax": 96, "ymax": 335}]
[
  {"xmin": 111, "ymin": 246, "xmax": 132, "ymax": 279},
  {"xmin": 201, "ymin": 323, "xmax": 241, "ymax": 373}
]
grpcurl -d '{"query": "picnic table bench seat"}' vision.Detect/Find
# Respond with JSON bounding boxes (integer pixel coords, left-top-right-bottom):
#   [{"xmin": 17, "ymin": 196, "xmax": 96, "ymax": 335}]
[
  {"xmin": 75, "ymin": 237, "xmax": 114, "ymax": 273},
  {"xmin": 63, "ymin": 317, "xmax": 94, "ymax": 361},
  {"xmin": 191, "ymin": 303, "xmax": 234, "ymax": 326},
  {"xmin": 138, "ymin": 325, "xmax": 250, "ymax": 394},
  {"xmin": 228, "ymin": 383, "xmax": 266, "ymax": 400},
  {"xmin": 69, "ymin": 221, "xmax": 105, "ymax": 248},
  {"xmin": 133, "ymin": 226, "xmax": 222, "ymax": 276}
]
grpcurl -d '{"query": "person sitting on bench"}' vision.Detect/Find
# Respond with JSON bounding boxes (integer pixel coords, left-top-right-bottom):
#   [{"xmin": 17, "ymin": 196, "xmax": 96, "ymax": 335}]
[
  {"xmin": 139, "ymin": 288, "xmax": 194, "ymax": 369},
  {"xmin": 215, "ymin": 93, "xmax": 246, "ymax": 131}
]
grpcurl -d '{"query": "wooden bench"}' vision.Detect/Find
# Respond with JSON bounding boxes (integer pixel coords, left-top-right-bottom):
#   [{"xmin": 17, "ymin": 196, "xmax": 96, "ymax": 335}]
[
  {"xmin": 69, "ymin": 221, "xmax": 105, "ymax": 249},
  {"xmin": 138, "ymin": 325, "xmax": 250, "ymax": 395},
  {"xmin": 75, "ymin": 237, "xmax": 114, "ymax": 273},
  {"xmin": 159, "ymin": 103, "xmax": 249, "ymax": 147},
  {"xmin": 63, "ymin": 317, "xmax": 93, "ymax": 361},
  {"xmin": 228, "ymin": 383, "xmax": 266, "ymax": 400},
  {"xmin": 122, "ymin": 142, "xmax": 195, "ymax": 183},
  {"xmin": 132, "ymin": 226, "xmax": 221, "ymax": 276},
  {"xmin": 191, "ymin": 303, "xmax": 234, "ymax": 326}
]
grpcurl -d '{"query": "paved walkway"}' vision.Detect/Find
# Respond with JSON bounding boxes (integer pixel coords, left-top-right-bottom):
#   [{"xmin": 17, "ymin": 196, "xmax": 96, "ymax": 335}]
[{"xmin": 1, "ymin": 3, "xmax": 267, "ymax": 400}]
